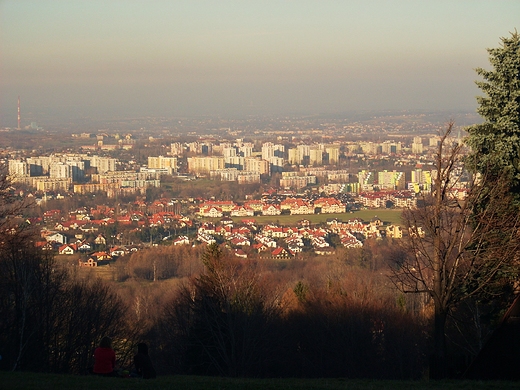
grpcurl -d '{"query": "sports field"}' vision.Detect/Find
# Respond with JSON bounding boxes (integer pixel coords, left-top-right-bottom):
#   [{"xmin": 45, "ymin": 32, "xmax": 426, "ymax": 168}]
[{"xmin": 227, "ymin": 209, "xmax": 404, "ymax": 226}]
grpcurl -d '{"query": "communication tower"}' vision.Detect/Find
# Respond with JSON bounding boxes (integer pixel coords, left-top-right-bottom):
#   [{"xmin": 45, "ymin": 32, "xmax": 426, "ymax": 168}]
[{"xmin": 17, "ymin": 96, "xmax": 21, "ymax": 130}]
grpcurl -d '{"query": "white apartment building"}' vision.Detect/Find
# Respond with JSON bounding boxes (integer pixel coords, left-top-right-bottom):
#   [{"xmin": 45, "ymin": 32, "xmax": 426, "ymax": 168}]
[
  {"xmin": 225, "ymin": 156, "xmax": 245, "ymax": 170},
  {"xmin": 50, "ymin": 162, "xmax": 71, "ymax": 179},
  {"xmin": 88, "ymin": 156, "xmax": 116, "ymax": 174},
  {"xmin": 309, "ymin": 147, "xmax": 323, "ymax": 166},
  {"xmin": 148, "ymin": 156, "xmax": 177, "ymax": 173},
  {"xmin": 187, "ymin": 156, "xmax": 225, "ymax": 175},
  {"xmin": 170, "ymin": 142, "xmax": 184, "ymax": 156},
  {"xmin": 381, "ymin": 142, "xmax": 402, "ymax": 155},
  {"xmin": 325, "ymin": 146, "xmax": 340, "ymax": 164},
  {"xmin": 411, "ymin": 137, "xmax": 423, "ymax": 154},
  {"xmin": 8, "ymin": 160, "xmax": 28, "ymax": 178},
  {"xmin": 261, "ymin": 142, "xmax": 284, "ymax": 160},
  {"xmin": 27, "ymin": 156, "xmax": 51, "ymax": 175},
  {"xmin": 378, "ymin": 170, "xmax": 406, "ymax": 190},
  {"xmin": 287, "ymin": 148, "xmax": 299, "ymax": 164},
  {"xmin": 244, "ymin": 157, "xmax": 270, "ymax": 175}
]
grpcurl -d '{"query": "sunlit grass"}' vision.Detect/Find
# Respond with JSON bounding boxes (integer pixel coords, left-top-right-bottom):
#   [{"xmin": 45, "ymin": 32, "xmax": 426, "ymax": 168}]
[{"xmin": 223, "ymin": 209, "xmax": 404, "ymax": 226}]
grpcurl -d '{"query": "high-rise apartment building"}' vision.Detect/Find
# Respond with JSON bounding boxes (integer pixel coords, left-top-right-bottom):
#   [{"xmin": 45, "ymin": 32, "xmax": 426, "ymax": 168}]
[
  {"xmin": 261, "ymin": 143, "xmax": 284, "ymax": 160},
  {"xmin": 170, "ymin": 142, "xmax": 184, "ymax": 156},
  {"xmin": 49, "ymin": 162, "xmax": 71, "ymax": 179},
  {"xmin": 411, "ymin": 137, "xmax": 423, "ymax": 154},
  {"xmin": 187, "ymin": 156, "xmax": 225, "ymax": 175},
  {"xmin": 287, "ymin": 148, "xmax": 299, "ymax": 165},
  {"xmin": 27, "ymin": 156, "xmax": 51, "ymax": 175},
  {"xmin": 410, "ymin": 169, "xmax": 432, "ymax": 191},
  {"xmin": 297, "ymin": 144, "xmax": 310, "ymax": 164},
  {"xmin": 309, "ymin": 147, "xmax": 323, "ymax": 166},
  {"xmin": 88, "ymin": 156, "xmax": 116, "ymax": 174},
  {"xmin": 381, "ymin": 142, "xmax": 402, "ymax": 155},
  {"xmin": 148, "ymin": 156, "xmax": 177, "ymax": 173},
  {"xmin": 325, "ymin": 146, "xmax": 340, "ymax": 164},
  {"xmin": 244, "ymin": 158, "xmax": 270, "ymax": 175},
  {"xmin": 378, "ymin": 170, "xmax": 405, "ymax": 190},
  {"xmin": 8, "ymin": 160, "xmax": 28, "ymax": 178}
]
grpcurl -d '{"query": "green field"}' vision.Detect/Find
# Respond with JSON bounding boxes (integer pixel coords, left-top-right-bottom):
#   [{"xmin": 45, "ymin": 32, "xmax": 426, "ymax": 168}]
[
  {"xmin": 1, "ymin": 372, "xmax": 518, "ymax": 390},
  {"xmin": 222, "ymin": 209, "xmax": 404, "ymax": 226}
]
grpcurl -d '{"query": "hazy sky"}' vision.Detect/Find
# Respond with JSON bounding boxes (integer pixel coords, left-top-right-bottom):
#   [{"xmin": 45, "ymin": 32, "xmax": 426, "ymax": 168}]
[{"xmin": 1, "ymin": 1, "xmax": 519, "ymax": 125}]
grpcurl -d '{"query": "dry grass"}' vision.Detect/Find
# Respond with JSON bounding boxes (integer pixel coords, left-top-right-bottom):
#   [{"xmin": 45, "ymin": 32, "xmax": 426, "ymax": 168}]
[{"xmin": 1, "ymin": 372, "xmax": 518, "ymax": 390}]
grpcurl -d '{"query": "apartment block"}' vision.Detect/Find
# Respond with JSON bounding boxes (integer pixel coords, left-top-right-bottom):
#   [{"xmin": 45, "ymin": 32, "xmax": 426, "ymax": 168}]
[{"xmin": 187, "ymin": 156, "xmax": 225, "ymax": 175}]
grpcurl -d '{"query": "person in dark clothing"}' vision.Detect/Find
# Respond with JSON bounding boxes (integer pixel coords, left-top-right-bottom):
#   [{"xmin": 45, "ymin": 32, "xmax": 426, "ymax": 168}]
[{"xmin": 133, "ymin": 343, "xmax": 156, "ymax": 379}]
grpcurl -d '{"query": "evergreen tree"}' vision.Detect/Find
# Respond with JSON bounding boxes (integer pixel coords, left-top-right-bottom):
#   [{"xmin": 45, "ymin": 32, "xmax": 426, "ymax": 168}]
[{"xmin": 466, "ymin": 30, "xmax": 520, "ymax": 198}]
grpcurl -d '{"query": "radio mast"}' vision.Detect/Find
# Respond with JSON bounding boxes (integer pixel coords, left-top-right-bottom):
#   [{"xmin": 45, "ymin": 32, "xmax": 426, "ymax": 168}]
[{"xmin": 17, "ymin": 96, "xmax": 21, "ymax": 130}]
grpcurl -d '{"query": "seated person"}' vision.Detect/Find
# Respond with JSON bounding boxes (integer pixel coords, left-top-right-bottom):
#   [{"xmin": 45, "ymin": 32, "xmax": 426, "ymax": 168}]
[
  {"xmin": 93, "ymin": 336, "xmax": 116, "ymax": 376},
  {"xmin": 133, "ymin": 343, "xmax": 156, "ymax": 379}
]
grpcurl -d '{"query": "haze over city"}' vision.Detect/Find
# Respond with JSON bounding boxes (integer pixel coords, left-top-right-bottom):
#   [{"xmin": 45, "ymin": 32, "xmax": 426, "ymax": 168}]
[
  {"xmin": 3, "ymin": 0, "xmax": 520, "ymax": 384},
  {"xmin": 1, "ymin": 0, "xmax": 519, "ymax": 126}
]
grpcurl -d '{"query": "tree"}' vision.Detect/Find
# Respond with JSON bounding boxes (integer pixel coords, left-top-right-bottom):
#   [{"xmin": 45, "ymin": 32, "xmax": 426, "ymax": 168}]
[
  {"xmin": 466, "ymin": 31, "xmax": 520, "ymax": 198},
  {"xmin": 0, "ymin": 164, "xmax": 32, "ymax": 231},
  {"xmin": 53, "ymin": 277, "xmax": 131, "ymax": 374},
  {"xmin": 393, "ymin": 122, "xmax": 520, "ymax": 378},
  {"xmin": 0, "ymin": 165, "xmax": 133, "ymax": 374},
  {"xmin": 0, "ymin": 164, "xmax": 50, "ymax": 371},
  {"xmin": 0, "ymin": 227, "xmax": 61, "ymax": 371},
  {"xmin": 158, "ymin": 244, "xmax": 279, "ymax": 377}
]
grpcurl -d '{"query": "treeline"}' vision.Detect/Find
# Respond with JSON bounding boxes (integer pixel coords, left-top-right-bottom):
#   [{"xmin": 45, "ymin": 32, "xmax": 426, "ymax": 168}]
[
  {"xmin": 0, "ymin": 226, "xmax": 131, "ymax": 373},
  {"xmin": 1, "ymin": 226, "xmax": 432, "ymax": 378},
  {"xmin": 3, "ymin": 222, "xmax": 511, "ymax": 379},
  {"xmin": 152, "ymin": 244, "xmax": 427, "ymax": 379}
]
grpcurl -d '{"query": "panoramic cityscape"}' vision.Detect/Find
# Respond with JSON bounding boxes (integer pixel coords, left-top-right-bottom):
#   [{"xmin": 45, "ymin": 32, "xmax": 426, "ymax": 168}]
[
  {"xmin": 3, "ymin": 110, "xmax": 476, "ymax": 256},
  {"xmin": 1, "ymin": 1, "xmax": 520, "ymax": 387}
]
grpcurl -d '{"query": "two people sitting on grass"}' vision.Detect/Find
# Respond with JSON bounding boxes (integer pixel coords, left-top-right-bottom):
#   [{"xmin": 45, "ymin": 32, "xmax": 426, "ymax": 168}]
[{"xmin": 92, "ymin": 337, "xmax": 156, "ymax": 379}]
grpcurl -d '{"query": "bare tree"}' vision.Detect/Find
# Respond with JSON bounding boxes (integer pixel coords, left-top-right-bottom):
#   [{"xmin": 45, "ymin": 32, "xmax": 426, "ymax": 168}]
[
  {"xmin": 393, "ymin": 121, "xmax": 520, "ymax": 378},
  {"xmin": 0, "ymin": 164, "xmax": 33, "ymax": 231},
  {"xmin": 158, "ymin": 244, "xmax": 280, "ymax": 377},
  {"xmin": 0, "ymin": 164, "xmax": 133, "ymax": 374},
  {"xmin": 0, "ymin": 164, "xmax": 48, "ymax": 371}
]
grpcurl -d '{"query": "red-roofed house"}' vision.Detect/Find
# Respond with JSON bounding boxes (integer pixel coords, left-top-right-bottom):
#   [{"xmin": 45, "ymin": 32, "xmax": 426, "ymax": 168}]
[
  {"xmin": 58, "ymin": 244, "xmax": 76, "ymax": 255},
  {"xmin": 271, "ymin": 247, "xmax": 293, "ymax": 259}
]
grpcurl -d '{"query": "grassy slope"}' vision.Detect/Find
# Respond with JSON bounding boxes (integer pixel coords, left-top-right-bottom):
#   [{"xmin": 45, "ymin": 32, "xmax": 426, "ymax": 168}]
[
  {"xmin": 1, "ymin": 372, "xmax": 518, "ymax": 390},
  {"xmin": 221, "ymin": 209, "xmax": 404, "ymax": 226}
]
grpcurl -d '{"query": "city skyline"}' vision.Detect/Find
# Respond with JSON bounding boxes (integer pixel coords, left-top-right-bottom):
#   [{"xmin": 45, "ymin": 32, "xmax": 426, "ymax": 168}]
[{"xmin": 1, "ymin": 1, "xmax": 519, "ymax": 126}]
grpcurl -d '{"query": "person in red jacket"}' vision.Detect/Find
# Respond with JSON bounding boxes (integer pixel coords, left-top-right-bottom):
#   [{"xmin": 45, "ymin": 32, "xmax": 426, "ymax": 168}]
[{"xmin": 93, "ymin": 336, "xmax": 116, "ymax": 376}]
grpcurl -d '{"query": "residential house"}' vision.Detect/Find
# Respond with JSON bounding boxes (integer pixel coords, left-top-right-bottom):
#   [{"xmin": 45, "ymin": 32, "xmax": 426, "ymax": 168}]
[
  {"xmin": 280, "ymin": 198, "xmax": 314, "ymax": 215},
  {"xmin": 271, "ymin": 247, "xmax": 293, "ymax": 259},
  {"xmin": 198, "ymin": 206, "xmax": 223, "ymax": 218},
  {"xmin": 58, "ymin": 244, "xmax": 76, "ymax": 255},
  {"xmin": 45, "ymin": 231, "xmax": 67, "ymax": 244},
  {"xmin": 234, "ymin": 249, "xmax": 248, "ymax": 258},
  {"xmin": 173, "ymin": 236, "xmax": 190, "ymax": 246},
  {"xmin": 77, "ymin": 241, "xmax": 92, "ymax": 252},
  {"xmin": 261, "ymin": 204, "xmax": 281, "ymax": 216},
  {"xmin": 197, "ymin": 232, "xmax": 216, "ymax": 245},
  {"xmin": 313, "ymin": 197, "xmax": 346, "ymax": 214},
  {"xmin": 230, "ymin": 235, "xmax": 250, "ymax": 247},
  {"xmin": 109, "ymin": 246, "xmax": 127, "ymax": 257},
  {"xmin": 94, "ymin": 234, "xmax": 107, "ymax": 246},
  {"xmin": 79, "ymin": 258, "xmax": 97, "ymax": 267},
  {"xmin": 230, "ymin": 205, "xmax": 255, "ymax": 217},
  {"xmin": 386, "ymin": 225, "xmax": 403, "ymax": 239}
]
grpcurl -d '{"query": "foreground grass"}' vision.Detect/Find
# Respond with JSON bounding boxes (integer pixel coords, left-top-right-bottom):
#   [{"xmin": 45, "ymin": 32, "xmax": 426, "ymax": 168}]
[{"xmin": 1, "ymin": 372, "xmax": 519, "ymax": 390}]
